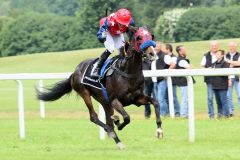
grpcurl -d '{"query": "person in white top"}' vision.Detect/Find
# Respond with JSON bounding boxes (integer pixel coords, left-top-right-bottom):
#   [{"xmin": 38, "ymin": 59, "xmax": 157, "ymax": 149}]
[
  {"xmin": 200, "ymin": 41, "xmax": 219, "ymax": 119},
  {"xmin": 225, "ymin": 42, "xmax": 240, "ymax": 116}
]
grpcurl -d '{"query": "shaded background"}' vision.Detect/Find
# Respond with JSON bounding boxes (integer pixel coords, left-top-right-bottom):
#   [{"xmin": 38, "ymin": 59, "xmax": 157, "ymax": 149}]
[{"xmin": 0, "ymin": 0, "xmax": 240, "ymax": 56}]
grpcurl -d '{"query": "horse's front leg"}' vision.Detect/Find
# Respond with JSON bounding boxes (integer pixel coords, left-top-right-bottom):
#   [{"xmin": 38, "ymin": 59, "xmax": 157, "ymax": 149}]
[
  {"xmin": 135, "ymin": 94, "xmax": 163, "ymax": 139},
  {"xmin": 111, "ymin": 98, "xmax": 130, "ymax": 130}
]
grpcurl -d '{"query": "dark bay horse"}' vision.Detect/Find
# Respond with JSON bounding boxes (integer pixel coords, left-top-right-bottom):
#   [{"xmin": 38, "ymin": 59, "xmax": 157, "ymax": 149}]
[{"xmin": 37, "ymin": 27, "xmax": 163, "ymax": 149}]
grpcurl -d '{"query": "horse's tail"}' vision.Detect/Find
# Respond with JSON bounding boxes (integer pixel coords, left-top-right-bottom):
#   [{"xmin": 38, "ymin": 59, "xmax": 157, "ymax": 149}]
[{"xmin": 37, "ymin": 75, "xmax": 72, "ymax": 101}]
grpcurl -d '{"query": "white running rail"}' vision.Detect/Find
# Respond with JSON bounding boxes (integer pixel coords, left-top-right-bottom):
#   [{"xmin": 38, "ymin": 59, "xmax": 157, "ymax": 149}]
[{"xmin": 0, "ymin": 68, "xmax": 239, "ymax": 142}]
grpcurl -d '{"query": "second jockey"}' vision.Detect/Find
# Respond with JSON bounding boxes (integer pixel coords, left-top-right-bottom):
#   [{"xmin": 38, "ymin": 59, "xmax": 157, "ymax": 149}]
[{"xmin": 91, "ymin": 8, "xmax": 135, "ymax": 79}]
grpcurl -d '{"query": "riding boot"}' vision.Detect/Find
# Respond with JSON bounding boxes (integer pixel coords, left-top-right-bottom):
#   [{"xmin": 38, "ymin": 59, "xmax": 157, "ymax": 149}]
[{"xmin": 91, "ymin": 50, "xmax": 111, "ymax": 78}]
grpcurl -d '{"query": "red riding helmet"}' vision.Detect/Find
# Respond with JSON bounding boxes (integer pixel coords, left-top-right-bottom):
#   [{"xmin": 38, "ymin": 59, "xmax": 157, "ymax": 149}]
[{"xmin": 115, "ymin": 9, "xmax": 132, "ymax": 26}]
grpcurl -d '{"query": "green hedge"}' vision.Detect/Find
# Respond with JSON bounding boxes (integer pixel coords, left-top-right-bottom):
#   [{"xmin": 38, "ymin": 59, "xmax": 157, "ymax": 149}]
[
  {"xmin": 0, "ymin": 0, "xmax": 121, "ymax": 57},
  {"xmin": 174, "ymin": 6, "xmax": 240, "ymax": 42},
  {"xmin": 0, "ymin": 13, "xmax": 72, "ymax": 56},
  {"xmin": 0, "ymin": 12, "xmax": 102, "ymax": 57}
]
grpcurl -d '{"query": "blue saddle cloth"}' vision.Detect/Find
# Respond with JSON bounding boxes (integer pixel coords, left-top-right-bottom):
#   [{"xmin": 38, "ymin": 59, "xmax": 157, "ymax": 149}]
[{"xmin": 100, "ymin": 58, "xmax": 113, "ymax": 79}]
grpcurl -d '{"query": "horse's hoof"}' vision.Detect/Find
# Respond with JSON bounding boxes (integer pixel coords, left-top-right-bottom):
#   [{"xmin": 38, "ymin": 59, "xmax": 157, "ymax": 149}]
[
  {"xmin": 117, "ymin": 125, "xmax": 123, "ymax": 131},
  {"xmin": 117, "ymin": 142, "xmax": 125, "ymax": 150},
  {"xmin": 156, "ymin": 128, "xmax": 163, "ymax": 139}
]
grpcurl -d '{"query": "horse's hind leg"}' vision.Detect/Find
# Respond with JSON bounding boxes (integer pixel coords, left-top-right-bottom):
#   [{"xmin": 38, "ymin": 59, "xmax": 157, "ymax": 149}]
[
  {"xmin": 111, "ymin": 98, "xmax": 130, "ymax": 130},
  {"xmin": 80, "ymin": 90, "xmax": 124, "ymax": 149},
  {"xmin": 135, "ymin": 95, "xmax": 163, "ymax": 139}
]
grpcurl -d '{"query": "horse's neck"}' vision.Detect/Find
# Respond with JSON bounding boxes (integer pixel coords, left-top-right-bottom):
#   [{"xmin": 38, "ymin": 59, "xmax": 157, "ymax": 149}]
[{"xmin": 123, "ymin": 50, "xmax": 142, "ymax": 74}]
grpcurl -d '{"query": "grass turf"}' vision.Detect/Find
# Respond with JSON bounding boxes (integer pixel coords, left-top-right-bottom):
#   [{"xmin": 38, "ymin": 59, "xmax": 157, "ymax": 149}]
[{"xmin": 0, "ymin": 116, "xmax": 240, "ymax": 160}]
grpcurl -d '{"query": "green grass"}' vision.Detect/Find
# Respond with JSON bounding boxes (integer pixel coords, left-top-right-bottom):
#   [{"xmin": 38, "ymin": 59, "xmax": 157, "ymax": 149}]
[
  {"xmin": 1, "ymin": 116, "xmax": 240, "ymax": 160},
  {"xmin": 0, "ymin": 38, "xmax": 240, "ymax": 160}
]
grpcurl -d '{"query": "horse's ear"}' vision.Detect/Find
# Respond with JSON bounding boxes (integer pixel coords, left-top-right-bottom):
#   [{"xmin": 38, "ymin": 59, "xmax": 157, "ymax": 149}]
[
  {"xmin": 151, "ymin": 34, "xmax": 155, "ymax": 40},
  {"xmin": 143, "ymin": 26, "xmax": 148, "ymax": 30}
]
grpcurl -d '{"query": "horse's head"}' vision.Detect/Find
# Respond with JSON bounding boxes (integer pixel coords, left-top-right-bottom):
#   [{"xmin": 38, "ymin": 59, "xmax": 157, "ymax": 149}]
[{"xmin": 128, "ymin": 26, "xmax": 157, "ymax": 61}]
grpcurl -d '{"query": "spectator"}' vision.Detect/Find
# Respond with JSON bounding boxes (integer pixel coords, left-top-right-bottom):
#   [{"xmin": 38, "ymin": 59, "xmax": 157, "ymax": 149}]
[
  {"xmin": 225, "ymin": 42, "xmax": 240, "ymax": 117},
  {"xmin": 142, "ymin": 57, "xmax": 154, "ymax": 118},
  {"xmin": 175, "ymin": 45, "xmax": 194, "ymax": 118},
  {"xmin": 151, "ymin": 42, "xmax": 175, "ymax": 116},
  {"xmin": 200, "ymin": 41, "xmax": 218, "ymax": 119},
  {"xmin": 163, "ymin": 43, "xmax": 180, "ymax": 116},
  {"xmin": 211, "ymin": 50, "xmax": 230, "ymax": 118}
]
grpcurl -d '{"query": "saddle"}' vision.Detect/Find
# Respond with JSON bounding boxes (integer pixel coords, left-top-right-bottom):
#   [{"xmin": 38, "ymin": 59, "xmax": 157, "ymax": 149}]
[{"xmin": 81, "ymin": 57, "xmax": 119, "ymax": 90}]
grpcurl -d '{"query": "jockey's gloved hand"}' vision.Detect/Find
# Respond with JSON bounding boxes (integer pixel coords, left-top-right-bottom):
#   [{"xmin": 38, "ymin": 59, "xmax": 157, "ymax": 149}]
[{"xmin": 102, "ymin": 31, "xmax": 107, "ymax": 38}]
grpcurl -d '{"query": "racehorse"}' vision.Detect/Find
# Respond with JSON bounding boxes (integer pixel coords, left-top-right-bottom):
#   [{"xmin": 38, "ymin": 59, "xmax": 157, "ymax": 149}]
[{"xmin": 37, "ymin": 27, "xmax": 163, "ymax": 149}]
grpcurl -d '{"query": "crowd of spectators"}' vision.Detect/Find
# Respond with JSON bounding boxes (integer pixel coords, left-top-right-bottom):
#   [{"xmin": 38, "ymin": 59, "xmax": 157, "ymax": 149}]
[{"xmin": 143, "ymin": 41, "xmax": 240, "ymax": 119}]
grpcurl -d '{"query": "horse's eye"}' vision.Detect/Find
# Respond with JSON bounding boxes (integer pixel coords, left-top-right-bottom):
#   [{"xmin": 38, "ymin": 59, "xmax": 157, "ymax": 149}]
[{"xmin": 136, "ymin": 36, "xmax": 142, "ymax": 41}]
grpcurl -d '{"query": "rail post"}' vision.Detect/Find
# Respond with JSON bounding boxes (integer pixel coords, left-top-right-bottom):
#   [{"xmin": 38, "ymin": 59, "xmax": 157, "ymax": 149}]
[
  {"xmin": 167, "ymin": 76, "xmax": 175, "ymax": 118},
  {"xmin": 99, "ymin": 104, "xmax": 105, "ymax": 140},
  {"xmin": 38, "ymin": 80, "xmax": 45, "ymax": 118},
  {"xmin": 16, "ymin": 80, "xmax": 25, "ymax": 140},
  {"xmin": 187, "ymin": 76, "xmax": 195, "ymax": 143}
]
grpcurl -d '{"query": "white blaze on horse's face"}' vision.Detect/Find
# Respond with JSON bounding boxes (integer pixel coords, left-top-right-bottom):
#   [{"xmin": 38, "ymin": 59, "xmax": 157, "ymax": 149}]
[
  {"xmin": 150, "ymin": 46, "xmax": 157, "ymax": 60},
  {"xmin": 144, "ymin": 46, "xmax": 157, "ymax": 61}
]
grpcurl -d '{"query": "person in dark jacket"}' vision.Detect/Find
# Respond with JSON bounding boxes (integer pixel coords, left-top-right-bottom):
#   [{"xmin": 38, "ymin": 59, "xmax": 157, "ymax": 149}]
[
  {"xmin": 163, "ymin": 43, "xmax": 180, "ymax": 116},
  {"xmin": 175, "ymin": 45, "xmax": 193, "ymax": 118},
  {"xmin": 211, "ymin": 50, "xmax": 230, "ymax": 118},
  {"xmin": 151, "ymin": 42, "xmax": 175, "ymax": 116},
  {"xmin": 225, "ymin": 42, "xmax": 240, "ymax": 116},
  {"xmin": 200, "ymin": 41, "xmax": 218, "ymax": 118}
]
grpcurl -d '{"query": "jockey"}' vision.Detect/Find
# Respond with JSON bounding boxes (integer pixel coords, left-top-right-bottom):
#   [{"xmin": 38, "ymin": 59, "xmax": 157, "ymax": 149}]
[{"xmin": 91, "ymin": 8, "xmax": 135, "ymax": 78}]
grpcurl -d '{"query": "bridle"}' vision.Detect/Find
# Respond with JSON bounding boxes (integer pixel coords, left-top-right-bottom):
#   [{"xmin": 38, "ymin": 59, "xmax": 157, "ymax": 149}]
[{"xmin": 110, "ymin": 27, "xmax": 155, "ymax": 79}]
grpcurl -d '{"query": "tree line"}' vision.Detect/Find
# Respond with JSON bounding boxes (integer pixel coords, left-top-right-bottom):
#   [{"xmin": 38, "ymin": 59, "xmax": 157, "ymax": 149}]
[{"xmin": 0, "ymin": 0, "xmax": 240, "ymax": 56}]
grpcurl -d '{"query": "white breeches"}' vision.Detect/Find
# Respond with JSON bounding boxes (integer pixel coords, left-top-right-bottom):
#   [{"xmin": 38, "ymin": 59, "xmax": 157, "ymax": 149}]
[{"xmin": 104, "ymin": 32, "xmax": 125, "ymax": 53}]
